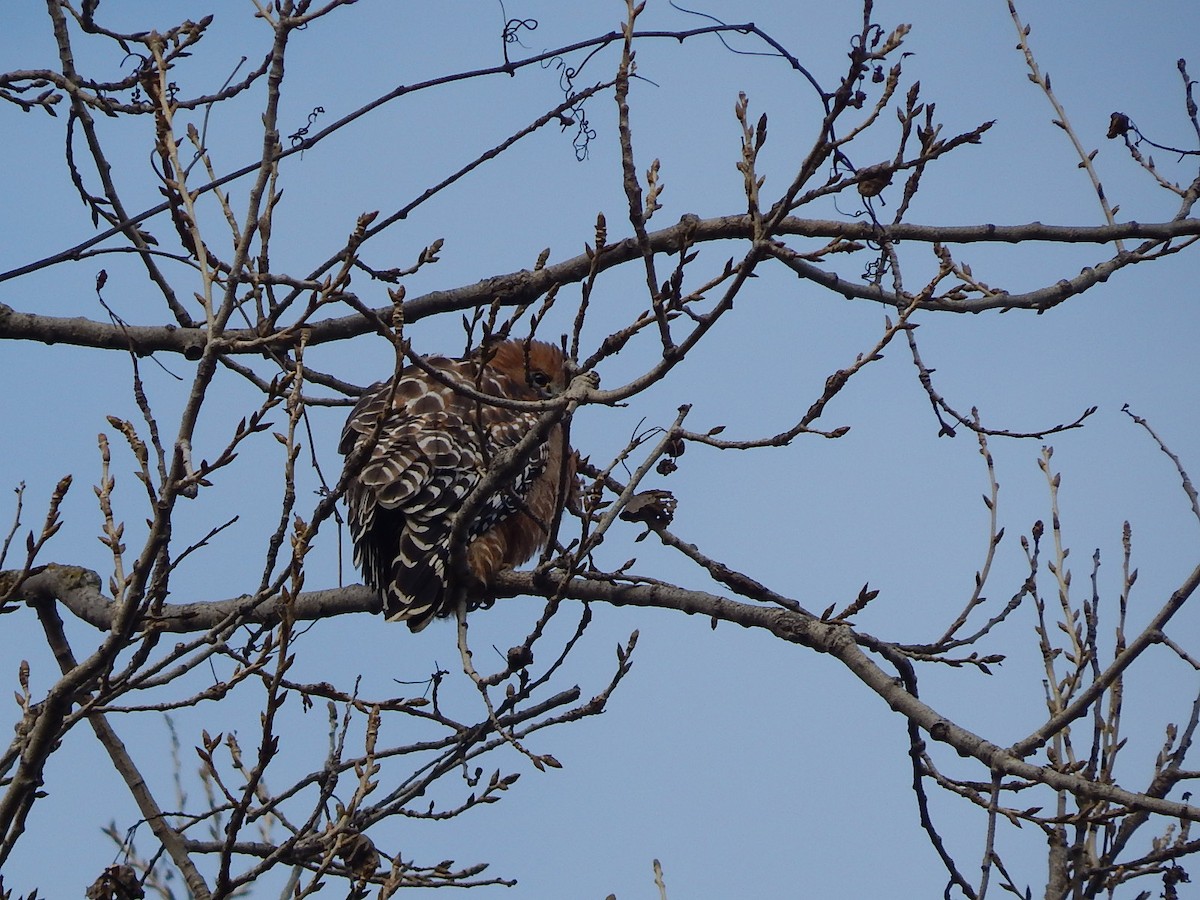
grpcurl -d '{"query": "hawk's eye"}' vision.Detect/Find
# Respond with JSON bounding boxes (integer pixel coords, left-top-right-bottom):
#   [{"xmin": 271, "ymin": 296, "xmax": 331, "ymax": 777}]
[{"xmin": 529, "ymin": 370, "xmax": 552, "ymax": 389}]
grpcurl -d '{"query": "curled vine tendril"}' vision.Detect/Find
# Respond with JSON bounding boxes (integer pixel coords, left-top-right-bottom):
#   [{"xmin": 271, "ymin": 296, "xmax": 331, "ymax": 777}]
[
  {"xmin": 498, "ymin": 0, "xmax": 538, "ymax": 69},
  {"xmin": 503, "ymin": 18, "xmax": 538, "ymax": 47},
  {"xmin": 288, "ymin": 107, "xmax": 325, "ymax": 149},
  {"xmin": 541, "ymin": 42, "xmax": 607, "ymax": 161}
]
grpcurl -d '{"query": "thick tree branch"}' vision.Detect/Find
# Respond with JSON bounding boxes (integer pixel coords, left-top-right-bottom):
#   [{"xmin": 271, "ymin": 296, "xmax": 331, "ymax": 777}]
[
  {"xmin": 4, "ymin": 216, "xmax": 1197, "ymax": 359},
  {"xmin": 13, "ymin": 562, "xmax": 1200, "ymax": 827},
  {"xmin": 492, "ymin": 571, "xmax": 1200, "ymax": 826}
]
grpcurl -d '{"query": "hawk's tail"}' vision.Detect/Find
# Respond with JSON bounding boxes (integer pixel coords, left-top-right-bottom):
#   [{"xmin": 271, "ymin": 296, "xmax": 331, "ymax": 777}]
[
  {"xmin": 383, "ymin": 518, "xmax": 450, "ymax": 632},
  {"xmin": 351, "ymin": 498, "xmax": 451, "ymax": 632}
]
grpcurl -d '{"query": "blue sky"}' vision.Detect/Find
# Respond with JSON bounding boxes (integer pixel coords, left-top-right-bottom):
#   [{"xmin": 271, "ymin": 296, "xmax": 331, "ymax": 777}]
[{"xmin": 2, "ymin": 2, "xmax": 1199, "ymax": 897}]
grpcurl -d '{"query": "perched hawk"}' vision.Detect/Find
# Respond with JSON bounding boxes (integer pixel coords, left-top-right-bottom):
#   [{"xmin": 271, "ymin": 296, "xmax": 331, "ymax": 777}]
[{"xmin": 339, "ymin": 340, "xmax": 575, "ymax": 631}]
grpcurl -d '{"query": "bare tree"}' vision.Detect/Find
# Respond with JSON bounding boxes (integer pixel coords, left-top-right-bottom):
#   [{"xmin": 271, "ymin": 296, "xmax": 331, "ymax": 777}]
[{"xmin": 2, "ymin": 2, "xmax": 1199, "ymax": 897}]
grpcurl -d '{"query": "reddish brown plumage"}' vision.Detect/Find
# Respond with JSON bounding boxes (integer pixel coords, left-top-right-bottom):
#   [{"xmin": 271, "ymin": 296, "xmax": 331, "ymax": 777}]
[{"xmin": 339, "ymin": 340, "xmax": 575, "ymax": 631}]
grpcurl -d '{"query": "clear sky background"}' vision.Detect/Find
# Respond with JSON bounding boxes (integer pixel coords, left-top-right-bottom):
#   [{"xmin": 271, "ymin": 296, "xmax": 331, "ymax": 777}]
[{"xmin": 2, "ymin": 2, "xmax": 1199, "ymax": 897}]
